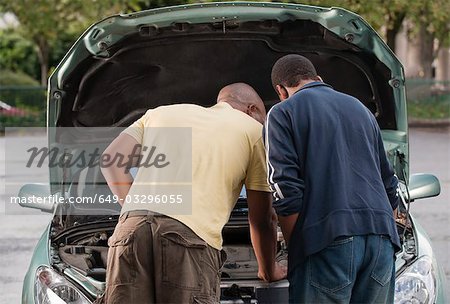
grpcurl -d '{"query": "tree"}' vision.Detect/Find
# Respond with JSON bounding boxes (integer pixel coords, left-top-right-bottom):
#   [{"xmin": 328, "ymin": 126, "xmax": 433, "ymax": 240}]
[
  {"xmin": 404, "ymin": 0, "xmax": 450, "ymax": 78},
  {"xmin": 0, "ymin": 29, "xmax": 39, "ymax": 80},
  {"xmin": 277, "ymin": 0, "xmax": 410, "ymax": 52},
  {"xmin": 370, "ymin": 0, "xmax": 409, "ymax": 53},
  {"xmin": 126, "ymin": 0, "xmax": 194, "ymax": 10},
  {"xmin": 409, "ymin": 0, "xmax": 450, "ymax": 51},
  {"xmin": 0, "ymin": 0, "xmax": 127, "ymax": 86},
  {"xmin": 2, "ymin": 0, "xmax": 446, "ymax": 83},
  {"xmin": 275, "ymin": 0, "xmax": 447, "ymax": 79}
]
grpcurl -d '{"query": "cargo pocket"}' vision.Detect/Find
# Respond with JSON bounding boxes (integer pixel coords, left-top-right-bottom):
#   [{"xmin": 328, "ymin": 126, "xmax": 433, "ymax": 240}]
[
  {"xmin": 370, "ymin": 236, "xmax": 395, "ymax": 286},
  {"xmin": 161, "ymin": 230, "xmax": 207, "ymax": 290},
  {"xmin": 107, "ymin": 229, "xmax": 136, "ymax": 284},
  {"xmin": 309, "ymin": 236, "xmax": 354, "ymax": 295}
]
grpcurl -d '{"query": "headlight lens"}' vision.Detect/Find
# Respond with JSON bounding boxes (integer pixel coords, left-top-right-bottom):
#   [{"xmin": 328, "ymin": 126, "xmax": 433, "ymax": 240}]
[
  {"xmin": 394, "ymin": 256, "xmax": 436, "ymax": 304},
  {"xmin": 35, "ymin": 266, "xmax": 91, "ymax": 304}
]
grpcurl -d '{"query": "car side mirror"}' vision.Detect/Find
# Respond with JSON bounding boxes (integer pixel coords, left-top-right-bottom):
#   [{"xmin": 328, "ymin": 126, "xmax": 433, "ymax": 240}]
[
  {"xmin": 409, "ymin": 174, "xmax": 440, "ymax": 201},
  {"xmin": 17, "ymin": 183, "xmax": 55, "ymax": 213}
]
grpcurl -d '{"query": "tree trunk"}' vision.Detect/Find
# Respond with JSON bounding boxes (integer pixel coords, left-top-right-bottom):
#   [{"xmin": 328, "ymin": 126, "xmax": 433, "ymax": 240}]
[
  {"xmin": 418, "ymin": 24, "xmax": 434, "ymax": 79},
  {"xmin": 39, "ymin": 58, "xmax": 48, "ymax": 87},
  {"xmin": 35, "ymin": 37, "xmax": 49, "ymax": 87},
  {"xmin": 386, "ymin": 29, "xmax": 397, "ymax": 54},
  {"xmin": 408, "ymin": 23, "xmax": 435, "ymax": 79},
  {"xmin": 436, "ymin": 47, "xmax": 450, "ymax": 83},
  {"xmin": 386, "ymin": 12, "xmax": 406, "ymax": 54}
]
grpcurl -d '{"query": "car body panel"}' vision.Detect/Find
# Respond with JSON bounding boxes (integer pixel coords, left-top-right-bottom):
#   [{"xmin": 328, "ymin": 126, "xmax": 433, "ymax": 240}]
[
  {"xmin": 21, "ymin": 225, "xmax": 51, "ymax": 304},
  {"xmin": 410, "ymin": 216, "xmax": 447, "ymax": 303}
]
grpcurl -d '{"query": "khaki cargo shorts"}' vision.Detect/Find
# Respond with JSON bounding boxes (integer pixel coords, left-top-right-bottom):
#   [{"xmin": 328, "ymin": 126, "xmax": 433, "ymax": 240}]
[{"xmin": 98, "ymin": 210, "xmax": 226, "ymax": 304}]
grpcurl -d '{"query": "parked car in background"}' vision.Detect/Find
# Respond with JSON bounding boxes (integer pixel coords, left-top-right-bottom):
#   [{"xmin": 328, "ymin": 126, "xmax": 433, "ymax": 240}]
[{"xmin": 17, "ymin": 2, "xmax": 446, "ymax": 303}]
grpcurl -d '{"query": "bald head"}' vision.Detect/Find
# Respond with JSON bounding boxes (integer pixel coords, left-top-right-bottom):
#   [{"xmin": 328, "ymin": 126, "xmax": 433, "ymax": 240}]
[{"xmin": 217, "ymin": 83, "xmax": 266, "ymax": 124}]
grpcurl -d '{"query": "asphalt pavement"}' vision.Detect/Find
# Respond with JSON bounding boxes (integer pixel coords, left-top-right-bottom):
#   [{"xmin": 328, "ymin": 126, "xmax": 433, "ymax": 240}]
[
  {"xmin": 408, "ymin": 127, "xmax": 450, "ymax": 300},
  {"xmin": 0, "ymin": 127, "xmax": 449, "ymax": 303}
]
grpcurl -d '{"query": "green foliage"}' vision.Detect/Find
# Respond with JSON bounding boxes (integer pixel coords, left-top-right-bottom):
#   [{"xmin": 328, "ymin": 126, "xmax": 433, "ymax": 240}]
[
  {"xmin": 0, "ymin": 86, "xmax": 46, "ymax": 111},
  {"xmin": 0, "ymin": 29, "xmax": 81, "ymax": 83},
  {"xmin": 266, "ymin": 0, "xmax": 448, "ymax": 51},
  {"xmin": 0, "ymin": 110, "xmax": 46, "ymax": 130},
  {"xmin": 0, "ymin": 0, "xmax": 447, "ymax": 87},
  {"xmin": 408, "ymin": 94, "xmax": 450, "ymax": 119},
  {"xmin": 0, "ymin": 69, "xmax": 39, "ymax": 86},
  {"xmin": 407, "ymin": 0, "xmax": 450, "ymax": 48},
  {"xmin": 407, "ymin": 79, "xmax": 450, "ymax": 119},
  {"xmin": 0, "ymin": 0, "xmax": 129, "ymax": 85},
  {"xmin": 0, "ymin": 70, "xmax": 45, "ymax": 110},
  {"xmin": 0, "ymin": 78, "xmax": 46, "ymax": 129},
  {"xmin": 0, "ymin": 29, "xmax": 39, "ymax": 79},
  {"xmin": 126, "ymin": 0, "xmax": 194, "ymax": 10},
  {"xmin": 0, "ymin": 0, "xmax": 122, "ymax": 42}
]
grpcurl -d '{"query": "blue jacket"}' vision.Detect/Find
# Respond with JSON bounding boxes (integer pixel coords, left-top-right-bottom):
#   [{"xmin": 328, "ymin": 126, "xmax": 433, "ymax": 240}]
[{"xmin": 263, "ymin": 82, "xmax": 400, "ymax": 266}]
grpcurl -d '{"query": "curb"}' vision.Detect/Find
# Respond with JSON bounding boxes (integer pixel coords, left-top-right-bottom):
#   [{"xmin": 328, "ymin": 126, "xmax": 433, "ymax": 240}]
[{"xmin": 408, "ymin": 118, "xmax": 450, "ymax": 129}]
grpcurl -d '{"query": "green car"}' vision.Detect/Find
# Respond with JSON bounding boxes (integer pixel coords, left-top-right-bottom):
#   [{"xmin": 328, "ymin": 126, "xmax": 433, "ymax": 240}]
[{"xmin": 18, "ymin": 2, "xmax": 446, "ymax": 303}]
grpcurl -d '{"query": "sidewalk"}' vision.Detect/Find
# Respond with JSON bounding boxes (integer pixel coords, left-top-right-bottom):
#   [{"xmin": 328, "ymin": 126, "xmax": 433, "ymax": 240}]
[{"xmin": 409, "ymin": 118, "xmax": 450, "ymax": 128}]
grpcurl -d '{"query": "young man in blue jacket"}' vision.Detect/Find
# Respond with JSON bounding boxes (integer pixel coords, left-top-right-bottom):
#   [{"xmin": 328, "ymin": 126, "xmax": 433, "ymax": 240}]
[{"xmin": 264, "ymin": 54, "xmax": 400, "ymax": 303}]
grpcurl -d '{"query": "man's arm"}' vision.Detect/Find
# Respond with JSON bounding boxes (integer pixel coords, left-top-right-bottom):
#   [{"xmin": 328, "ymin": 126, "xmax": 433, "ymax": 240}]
[
  {"xmin": 263, "ymin": 107, "xmax": 304, "ymax": 245},
  {"xmin": 247, "ymin": 189, "xmax": 286, "ymax": 282},
  {"xmin": 101, "ymin": 133, "xmax": 141, "ymax": 206},
  {"xmin": 277, "ymin": 213, "xmax": 299, "ymax": 246}
]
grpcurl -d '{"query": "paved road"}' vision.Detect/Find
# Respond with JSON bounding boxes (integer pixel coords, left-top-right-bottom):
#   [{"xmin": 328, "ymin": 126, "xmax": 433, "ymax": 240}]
[
  {"xmin": 408, "ymin": 128, "xmax": 450, "ymax": 300},
  {"xmin": 0, "ymin": 128, "xmax": 449, "ymax": 303}
]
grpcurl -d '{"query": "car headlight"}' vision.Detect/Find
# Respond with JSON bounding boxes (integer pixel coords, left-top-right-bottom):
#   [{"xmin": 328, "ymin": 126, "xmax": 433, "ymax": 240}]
[
  {"xmin": 395, "ymin": 256, "xmax": 436, "ymax": 304},
  {"xmin": 35, "ymin": 266, "xmax": 91, "ymax": 304}
]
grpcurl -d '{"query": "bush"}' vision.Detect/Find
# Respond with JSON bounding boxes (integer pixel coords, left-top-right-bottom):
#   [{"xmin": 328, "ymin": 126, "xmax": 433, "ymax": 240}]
[
  {"xmin": 0, "ymin": 111, "xmax": 46, "ymax": 132},
  {"xmin": 0, "ymin": 69, "xmax": 40, "ymax": 86},
  {"xmin": 0, "ymin": 70, "xmax": 46, "ymax": 110},
  {"xmin": 0, "ymin": 70, "xmax": 46, "ymax": 130},
  {"xmin": 0, "ymin": 29, "xmax": 40, "ymax": 80},
  {"xmin": 0, "ymin": 87, "xmax": 46, "ymax": 110},
  {"xmin": 406, "ymin": 79, "xmax": 450, "ymax": 119},
  {"xmin": 408, "ymin": 94, "xmax": 450, "ymax": 119}
]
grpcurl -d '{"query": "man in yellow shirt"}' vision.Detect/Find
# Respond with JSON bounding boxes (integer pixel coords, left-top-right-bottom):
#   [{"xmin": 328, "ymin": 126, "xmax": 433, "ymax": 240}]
[{"xmin": 100, "ymin": 83, "xmax": 286, "ymax": 303}]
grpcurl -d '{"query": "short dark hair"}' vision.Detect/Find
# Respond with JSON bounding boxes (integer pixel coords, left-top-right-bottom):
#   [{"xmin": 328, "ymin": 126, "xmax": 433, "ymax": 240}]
[{"xmin": 271, "ymin": 54, "xmax": 317, "ymax": 89}]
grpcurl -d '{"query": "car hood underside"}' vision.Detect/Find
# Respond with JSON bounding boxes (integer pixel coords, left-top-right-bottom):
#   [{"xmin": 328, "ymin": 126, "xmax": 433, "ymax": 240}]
[{"xmin": 57, "ymin": 18, "xmax": 397, "ymax": 130}]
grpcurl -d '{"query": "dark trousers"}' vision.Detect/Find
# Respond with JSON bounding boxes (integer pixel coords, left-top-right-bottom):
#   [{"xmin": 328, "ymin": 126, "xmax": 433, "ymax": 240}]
[
  {"xmin": 288, "ymin": 235, "xmax": 395, "ymax": 304},
  {"xmin": 101, "ymin": 210, "xmax": 225, "ymax": 304}
]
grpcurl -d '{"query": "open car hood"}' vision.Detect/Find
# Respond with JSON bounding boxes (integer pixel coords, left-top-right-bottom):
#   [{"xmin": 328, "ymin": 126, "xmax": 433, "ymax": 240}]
[{"xmin": 47, "ymin": 1, "xmax": 409, "ymax": 204}]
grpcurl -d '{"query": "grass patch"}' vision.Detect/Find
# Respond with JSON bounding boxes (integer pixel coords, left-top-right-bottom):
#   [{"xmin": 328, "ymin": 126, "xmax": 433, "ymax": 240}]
[{"xmin": 407, "ymin": 94, "xmax": 450, "ymax": 119}]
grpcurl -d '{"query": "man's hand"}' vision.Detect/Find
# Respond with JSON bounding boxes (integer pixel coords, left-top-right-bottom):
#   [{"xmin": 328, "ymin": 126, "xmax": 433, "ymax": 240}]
[
  {"xmin": 258, "ymin": 262, "xmax": 287, "ymax": 282},
  {"xmin": 247, "ymin": 190, "xmax": 279, "ymax": 283}
]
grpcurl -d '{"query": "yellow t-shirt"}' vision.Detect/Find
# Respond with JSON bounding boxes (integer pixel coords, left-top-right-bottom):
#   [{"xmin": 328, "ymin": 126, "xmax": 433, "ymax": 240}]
[{"xmin": 120, "ymin": 102, "xmax": 270, "ymax": 249}]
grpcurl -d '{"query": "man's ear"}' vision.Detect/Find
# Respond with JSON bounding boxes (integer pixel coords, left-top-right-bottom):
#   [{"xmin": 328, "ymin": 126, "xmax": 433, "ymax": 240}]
[
  {"xmin": 316, "ymin": 75, "xmax": 323, "ymax": 82},
  {"xmin": 276, "ymin": 85, "xmax": 289, "ymax": 101},
  {"xmin": 246, "ymin": 104, "xmax": 254, "ymax": 115}
]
